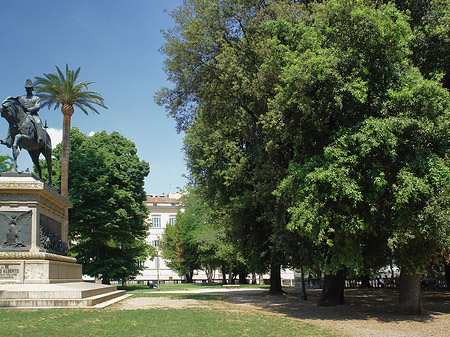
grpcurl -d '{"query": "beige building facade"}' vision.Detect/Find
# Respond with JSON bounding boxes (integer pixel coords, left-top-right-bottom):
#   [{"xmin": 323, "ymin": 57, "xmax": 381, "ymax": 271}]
[
  {"xmin": 137, "ymin": 192, "xmax": 295, "ymax": 285},
  {"xmin": 137, "ymin": 193, "xmax": 185, "ymax": 282}
]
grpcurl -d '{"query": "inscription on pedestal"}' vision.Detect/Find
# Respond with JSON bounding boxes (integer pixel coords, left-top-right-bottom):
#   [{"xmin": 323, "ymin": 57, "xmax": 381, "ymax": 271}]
[{"xmin": 0, "ymin": 264, "xmax": 20, "ymax": 281}]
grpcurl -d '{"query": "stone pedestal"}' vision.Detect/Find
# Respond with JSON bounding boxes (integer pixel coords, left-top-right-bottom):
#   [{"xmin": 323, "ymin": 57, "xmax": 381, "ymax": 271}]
[
  {"xmin": 0, "ymin": 252, "xmax": 82, "ymax": 284},
  {"xmin": 0, "ymin": 172, "xmax": 71, "ymax": 251},
  {"xmin": 0, "ymin": 173, "xmax": 126, "ymax": 307},
  {"xmin": 0, "ymin": 172, "xmax": 80, "ymax": 284}
]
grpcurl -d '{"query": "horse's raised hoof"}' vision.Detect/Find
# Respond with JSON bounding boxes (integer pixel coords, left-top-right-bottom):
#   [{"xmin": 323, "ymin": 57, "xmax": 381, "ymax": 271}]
[{"xmin": 0, "ymin": 139, "xmax": 11, "ymax": 148}]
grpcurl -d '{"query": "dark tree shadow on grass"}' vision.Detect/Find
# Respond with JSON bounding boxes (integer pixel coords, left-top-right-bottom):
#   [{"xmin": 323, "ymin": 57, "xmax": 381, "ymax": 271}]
[{"xmin": 220, "ymin": 288, "xmax": 450, "ymax": 324}]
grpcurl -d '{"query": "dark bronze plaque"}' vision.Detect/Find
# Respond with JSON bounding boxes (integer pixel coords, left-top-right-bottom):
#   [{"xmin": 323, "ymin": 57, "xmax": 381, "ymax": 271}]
[{"xmin": 0, "ymin": 211, "xmax": 32, "ymax": 252}]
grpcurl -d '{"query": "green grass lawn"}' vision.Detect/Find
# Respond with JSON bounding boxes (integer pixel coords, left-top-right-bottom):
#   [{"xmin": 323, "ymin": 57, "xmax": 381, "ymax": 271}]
[
  {"xmin": 0, "ymin": 284, "xmax": 339, "ymax": 337},
  {"xmin": 0, "ymin": 308, "xmax": 336, "ymax": 337}
]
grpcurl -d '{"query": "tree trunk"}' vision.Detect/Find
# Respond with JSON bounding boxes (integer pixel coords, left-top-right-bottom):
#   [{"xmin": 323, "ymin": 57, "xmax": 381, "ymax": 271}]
[
  {"xmin": 269, "ymin": 264, "xmax": 283, "ymax": 294},
  {"xmin": 60, "ymin": 105, "xmax": 74, "ymax": 199},
  {"xmin": 221, "ymin": 265, "xmax": 227, "ymax": 285},
  {"xmin": 251, "ymin": 273, "xmax": 257, "ymax": 284},
  {"xmin": 229, "ymin": 264, "xmax": 233, "ymax": 284},
  {"xmin": 205, "ymin": 265, "xmax": 214, "ymax": 284},
  {"xmin": 360, "ymin": 274, "xmax": 371, "ymax": 288},
  {"xmin": 319, "ymin": 270, "xmax": 345, "ymax": 306},
  {"xmin": 258, "ymin": 273, "xmax": 265, "ymax": 285},
  {"xmin": 444, "ymin": 258, "xmax": 450, "ymax": 290},
  {"xmin": 239, "ymin": 272, "xmax": 248, "ymax": 284},
  {"xmin": 185, "ymin": 271, "xmax": 193, "ymax": 283},
  {"xmin": 398, "ymin": 270, "xmax": 423, "ymax": 315}
]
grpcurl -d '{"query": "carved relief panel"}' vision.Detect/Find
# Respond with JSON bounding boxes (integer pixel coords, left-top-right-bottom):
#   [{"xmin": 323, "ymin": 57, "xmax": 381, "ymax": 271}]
[{"xmin": 0, "ymin": 211, "xmax": 32, "ymax": 252}]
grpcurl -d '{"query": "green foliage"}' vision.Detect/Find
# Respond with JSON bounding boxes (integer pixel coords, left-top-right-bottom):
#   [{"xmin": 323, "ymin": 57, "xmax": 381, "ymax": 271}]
[
  {"xmin": 279, "ymin": 0, "xmax": 450, "ymax": 274},
  {"xmin": 43, "ymin": 128, "xmax": 153, "ymax": 282},
  {"xmin": 0, "ymin": 155, "xmax": 13, "ymax": 173},
  {"xmin": 161, "ymin": 188, "xmax": 240, "ymax": 281},
  {"xmin": 161, "ymin": 205, "xmax": 201, "ymax": 279},
  {"xmin": 34, "ymin": 64, "xmax": 107, "ymax": 114},
  {"xmin": 159, "ymin": 0, "xmax": 450, "ymax": 284},
  {"xmin": 158, "ymin": 0, "xmax": 308, "ymax": 290},
  {"xmin": 407, "ymin": 0, "xmax": 450, "ymax": 89}
]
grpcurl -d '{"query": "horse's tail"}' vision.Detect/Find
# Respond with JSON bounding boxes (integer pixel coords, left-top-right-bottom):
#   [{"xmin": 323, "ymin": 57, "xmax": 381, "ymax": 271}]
[{"xmin": 44, "ymin": 129, "xmax": 52, "ymax": 151}]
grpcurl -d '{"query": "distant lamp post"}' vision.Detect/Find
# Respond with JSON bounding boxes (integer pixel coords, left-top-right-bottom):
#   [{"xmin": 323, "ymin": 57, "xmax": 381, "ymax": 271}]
[{"xmin": 156, "ymin": 248, "xmax": 160, "ymax": 291}]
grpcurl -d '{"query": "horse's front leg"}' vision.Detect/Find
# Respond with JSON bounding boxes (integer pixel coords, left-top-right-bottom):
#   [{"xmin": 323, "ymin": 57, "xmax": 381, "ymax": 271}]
[
  {"xmin": 12, "ymin": 135, "xmax": 22, "ymax": 159},
  {"xmin": 11, "ymin": 155, "xmax": 18, "ymax": 172},
  {"xmin": 11, "ymin": 145, "xmax": 19, "ymax": 172}
]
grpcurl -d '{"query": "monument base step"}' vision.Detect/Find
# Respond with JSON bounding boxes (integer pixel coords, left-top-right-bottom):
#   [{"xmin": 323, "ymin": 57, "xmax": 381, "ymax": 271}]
[{"xmin": 0, "ymin": 282, "xmax": 127, "ymax": 308}]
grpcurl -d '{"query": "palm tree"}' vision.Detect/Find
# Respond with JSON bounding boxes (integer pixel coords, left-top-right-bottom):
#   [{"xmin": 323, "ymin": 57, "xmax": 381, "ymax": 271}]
[{"xmin": 34, "ymin": 64, "xmax": 107, "ymax": 198}]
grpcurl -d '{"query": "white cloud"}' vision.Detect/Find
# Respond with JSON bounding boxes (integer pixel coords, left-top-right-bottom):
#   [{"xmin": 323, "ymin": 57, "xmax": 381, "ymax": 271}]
[
  {"xmin": 44, "ymin": 129, "xmax": 97, "ymax": 149},
  {"xmin": 46, "ymin": 128, "xmax": 62, "ymax": 149}
]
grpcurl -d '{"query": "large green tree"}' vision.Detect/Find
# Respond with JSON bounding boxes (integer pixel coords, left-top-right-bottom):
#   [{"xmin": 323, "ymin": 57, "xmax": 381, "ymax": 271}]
[
  {"xmin": 268, "ymin": 0, "xmax": 413, "ymax": 305},
  {"xmin": 47, "ymin": 128, "xmax": 153, "ymax": 284},
  {"xmin": 160, "ymin": 202, "xmax": 201, "ymax": 282},
  {"xmin": 158, "ymin": 0, "xmax": 450, "ymax": 313},
  {"xmin": 273, "ymin": 0, "xmax": 450, "ymax": 313},
  {"xmin": 34, "ymin": 65, "xmax": 107, "ymax": 198},
  {"xmin": 157, "ymin": 0, "xmax": 303, "ymax": 294}
]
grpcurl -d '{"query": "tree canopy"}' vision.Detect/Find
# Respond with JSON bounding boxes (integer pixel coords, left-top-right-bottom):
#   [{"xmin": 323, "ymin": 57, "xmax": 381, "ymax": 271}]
[
  {"xmin": 157, "ymin": 0, "xmax": 308, "ymax": 294},
  {"xmin": 157, "ymin": 0, "xmax": 450, "ymax": 314},
  {"xmin": 161, "ymin": 188, "xmax": 240, "ymax": 283},
  {"xmin": 34, "ymin": 64, "xmax": 108, "ymax": 198},
  {"xmin": 45, "ymin": 128, "xmax": 153, "ymax": 283}
]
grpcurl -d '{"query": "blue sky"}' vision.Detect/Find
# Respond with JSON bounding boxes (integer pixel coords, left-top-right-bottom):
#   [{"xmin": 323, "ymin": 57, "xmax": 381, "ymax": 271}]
[{"xmin": 0, "ymin": 0, "xmax": 186, "ymax": 196}]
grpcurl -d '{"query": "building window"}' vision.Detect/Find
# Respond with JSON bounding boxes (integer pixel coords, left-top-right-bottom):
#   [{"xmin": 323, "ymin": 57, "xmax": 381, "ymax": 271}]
[
  {"xmin": 169, "ymin": 216, "xmax": 176, "ymax": 226},
  {"xmin": 152, "ymin": 216, "xmax": 161, "ymax": 228},
  {"xmin": 152, "ymin": 240, "xmax": 160, "ymax": 248}
]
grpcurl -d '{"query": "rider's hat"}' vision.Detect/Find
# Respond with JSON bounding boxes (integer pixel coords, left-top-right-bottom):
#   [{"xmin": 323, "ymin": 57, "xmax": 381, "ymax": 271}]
[{"xmin": 25, "ymin": 79, "xmax": 34, "ymax": 89}]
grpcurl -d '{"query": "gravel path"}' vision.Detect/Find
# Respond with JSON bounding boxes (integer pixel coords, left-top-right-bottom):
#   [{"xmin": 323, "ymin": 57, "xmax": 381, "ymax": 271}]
[{"xmin": 111, "ymin": 287, "xmax": 450, "ymax": 337}]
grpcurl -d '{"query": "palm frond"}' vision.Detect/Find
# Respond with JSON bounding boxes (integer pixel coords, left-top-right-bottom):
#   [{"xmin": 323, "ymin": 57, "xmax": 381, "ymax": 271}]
[{"xmin": 34, "ymin": 64, "xmax": 108, "ymax": 114}]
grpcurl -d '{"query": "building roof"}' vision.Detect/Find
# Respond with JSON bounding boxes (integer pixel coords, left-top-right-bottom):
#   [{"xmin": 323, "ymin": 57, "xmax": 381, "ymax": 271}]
[{"xmin": 145, "ymin": 196, "xmax": 179, "ymax": 204}]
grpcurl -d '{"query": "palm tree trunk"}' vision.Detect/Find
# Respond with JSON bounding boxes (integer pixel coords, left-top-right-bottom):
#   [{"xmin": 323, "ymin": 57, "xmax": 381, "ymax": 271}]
[{"xmin": 61, "ymin": 104, "xmax": 74, "ymax": 199}]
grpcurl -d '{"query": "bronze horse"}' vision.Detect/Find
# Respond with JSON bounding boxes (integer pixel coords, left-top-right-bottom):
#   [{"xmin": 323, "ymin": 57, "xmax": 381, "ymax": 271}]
[{"xmin": 0, "ymin": 97, "xmax": 52, "ymax": 185}]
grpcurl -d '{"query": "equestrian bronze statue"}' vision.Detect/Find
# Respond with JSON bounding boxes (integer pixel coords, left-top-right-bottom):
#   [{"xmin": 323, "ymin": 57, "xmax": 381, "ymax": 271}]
[{"xmin": 0, "ymin": 80, "xmax": 52, "ymax": 186}]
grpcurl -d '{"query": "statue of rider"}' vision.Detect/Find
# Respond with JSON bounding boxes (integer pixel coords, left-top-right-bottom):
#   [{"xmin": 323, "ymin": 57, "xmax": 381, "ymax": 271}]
[
  {"xmin": 2, "ymin": 79, "xmax": 45, "ymax": 147},
  {"xmin": 19, "ymin": 79, "xmax": 45, "ymax": 145}
]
